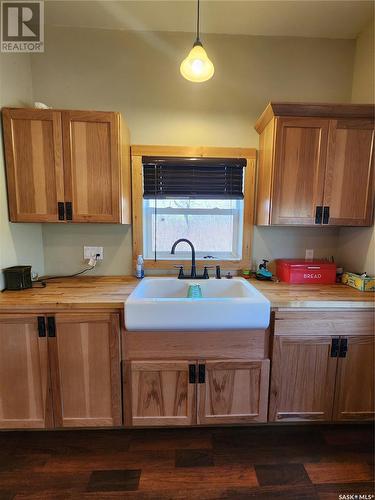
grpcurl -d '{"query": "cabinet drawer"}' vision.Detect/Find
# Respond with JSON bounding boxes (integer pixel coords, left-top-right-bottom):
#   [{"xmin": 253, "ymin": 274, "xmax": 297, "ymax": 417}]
[{"xmin": 274, "ymin": 311, "xmax": 374, "ymax": 337}]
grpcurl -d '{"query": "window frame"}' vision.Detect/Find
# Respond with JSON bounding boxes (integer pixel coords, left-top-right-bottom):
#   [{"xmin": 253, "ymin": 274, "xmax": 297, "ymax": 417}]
[{"xmin": 131, "ymin": 145, "xmax": 256, "ymax": 271}]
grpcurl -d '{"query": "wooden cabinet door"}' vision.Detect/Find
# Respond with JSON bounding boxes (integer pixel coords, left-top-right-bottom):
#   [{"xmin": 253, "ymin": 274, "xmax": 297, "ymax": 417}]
[
  {"xmin": 62, "ymin": 111, "xmax": 121, "ymax": 222},
  {"xmin": 50, "ymin": 313, "xmax": 121, "ymax": 427},
  {"xmin": 0, "ymin": 315, "xmax": 52, "ymax": 429},
  {"xmin": 2, "ymin": 108, "xmax": 65, "ymax": 222},
  {"xmin": 129, "ymin": 360, "xmax": 196, "ymax": 426},
  {"xmin": 198, "ymin": 359, "xmax": 270, "ymax": 424},
  {"xmin": 271, "ymin": 117, "xmax": 328, "ymax": 225},
  {"xmin": 333, "ymin": 336, "xmax": 374, "ymax": 421},
  {"xmin": 269, "ymin": 335, "xmax": 337, "ymax": 422},
  {"xmin": 323, "ymin": 119, "xmax": 374, "ymax": 226}
]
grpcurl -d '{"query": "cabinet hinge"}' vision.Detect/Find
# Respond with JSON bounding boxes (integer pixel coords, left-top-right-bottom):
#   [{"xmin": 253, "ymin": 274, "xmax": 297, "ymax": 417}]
[
  {"xmin": 47, "ymin": 317, "xmax": 56, "ymax": 337},
  {"xmin": 198, "ymin": 364, "xmax": 206, "ymax": 384},
  {"xmin": 37, "ymin": 316, "xmax": 46, "ymax": 337},
  {"xmin": 65, "ymin": 202, "xmax": 73, "ymax": 221},
  {"xmin": 339, "ymin": 338, "xmax": 348, "ymax": 358},
  {"xmin": 188, "ymin": 364, "xmax": 196, "ymax": 384},
  {"xmin": 315, "ymin": 206, "xmax": 323, "ymax": 224},
  {"xmin": 330, "ymin": 338, "xmax": 340, "ymax": 357},
  {"xmin": 57, "ymin": 202, "xmax": 65, "ymax": 221}
]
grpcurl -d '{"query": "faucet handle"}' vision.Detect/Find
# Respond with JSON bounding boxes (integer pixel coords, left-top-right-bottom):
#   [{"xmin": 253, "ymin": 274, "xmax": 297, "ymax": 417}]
[
  {"xmin": 174, "ymin": 265, "xmax": 184, "ymax": 279},
  {"xmin": 215, "ymin": 265, "xmax": 221, "ymax": 279},
  {"xmin": 202, "ymin": 266, "xmax": 214, "ymax": 279}
]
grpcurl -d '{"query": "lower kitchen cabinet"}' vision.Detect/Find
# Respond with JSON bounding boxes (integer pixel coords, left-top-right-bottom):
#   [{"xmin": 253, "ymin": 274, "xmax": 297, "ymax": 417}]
[
  {"xmin": 269, "ymin": 335, "xmax": 337, "ymax": 421},
  {"xmin": 0, "ymin": 315, "xmax": 52, "ymax": 429},
  {"xmin": 127, "ymin": 358, "xmax": 270, "ymax": 426},
  {"xmin": 333, "ymin": 335, "xmax": 374, "ymax": 421},
  {"xmin": 51, "ymin": 313, "xmax": 122, "ymax": 428},
  {"xmin": 269, "ymin": 311, "xmax": 375, "ymax": 423},
  {"xmin": 129, "ymin": 360, "xmax": 196, "ymax": 426},
  {"xmin": 0, "ymin": 312, "xmax": 122, "ymax": 429},
  {"xmin": 198, "ymin": 360, "xmax": 270, "ymax": 424}
]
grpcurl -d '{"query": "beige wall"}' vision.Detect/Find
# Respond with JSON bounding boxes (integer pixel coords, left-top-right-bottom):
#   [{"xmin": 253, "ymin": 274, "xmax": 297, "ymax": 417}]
[
  {"xmin": 0, "ymin": 53, "xmax": 44, "ymax": 289},
  {"xmin": 337, "ymin": 20, "xmax": 375, "ymax": 275},
  {"xmin": 351, "ymin": 20, "xmax": 374, "ymax": 103},
  {"xmin": 29, "ymin": 26, "xmax": 355, "ymax": 275}
]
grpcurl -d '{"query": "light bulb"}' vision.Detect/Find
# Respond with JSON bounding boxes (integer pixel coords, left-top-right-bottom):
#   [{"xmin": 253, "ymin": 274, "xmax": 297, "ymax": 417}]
[{"xmin": 180, "ymin": 43, "xmax": 214, "ymax": 83}]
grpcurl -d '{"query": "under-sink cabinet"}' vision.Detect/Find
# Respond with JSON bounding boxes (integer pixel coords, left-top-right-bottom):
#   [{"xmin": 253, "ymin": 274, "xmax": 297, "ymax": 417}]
[
  {"xmin": 0, "ymin": 312, "xmax": 121, "ymax": 429},
  {"xmin": 127, "ymin": 359, "xmax": 270, "ymax": 427},
  {"xmin": 123, "ymin": 329, "xmax": 270, "ymax": 427},
  {"xmin": 269, "ymin": 311, "xmax": 374, "ymax": 422}
]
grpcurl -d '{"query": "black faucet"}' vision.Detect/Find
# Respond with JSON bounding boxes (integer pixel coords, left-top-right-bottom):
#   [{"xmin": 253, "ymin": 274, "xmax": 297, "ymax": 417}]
[{"xmin": 171, "ymin": 238, "xmax": 197, "ymax": 278}]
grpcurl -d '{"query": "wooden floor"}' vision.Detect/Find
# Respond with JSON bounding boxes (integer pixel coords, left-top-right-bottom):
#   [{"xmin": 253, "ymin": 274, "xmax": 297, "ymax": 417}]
[{"xmin": 0, "ymin": 424, "xmax": 373, "ymax": 499}]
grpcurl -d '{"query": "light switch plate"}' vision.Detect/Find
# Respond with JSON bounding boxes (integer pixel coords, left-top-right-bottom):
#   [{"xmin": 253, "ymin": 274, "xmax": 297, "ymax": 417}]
[
  {"xmin": 84, "ymin": 246, "xmax": 104, "ymax": 260},
  {"xmin": 305, "ymin": 248, "xmax": 314, "ymax": 261}
]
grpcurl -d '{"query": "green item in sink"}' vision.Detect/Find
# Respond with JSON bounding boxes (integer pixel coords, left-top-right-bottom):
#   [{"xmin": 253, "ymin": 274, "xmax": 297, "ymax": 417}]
[{"xmin": 187, "ymin": 283, "xmax": 202, "ymax": 298}]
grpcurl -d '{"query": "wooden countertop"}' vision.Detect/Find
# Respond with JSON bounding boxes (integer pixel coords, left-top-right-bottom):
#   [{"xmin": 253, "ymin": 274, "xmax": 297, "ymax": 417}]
[
  {"xmin": 249, "ymin": 279, "xmax": 374, "ymax": 310},
  {"xmin": 0, "ymin": 276, "xmax": 373, "ymax": 313}
]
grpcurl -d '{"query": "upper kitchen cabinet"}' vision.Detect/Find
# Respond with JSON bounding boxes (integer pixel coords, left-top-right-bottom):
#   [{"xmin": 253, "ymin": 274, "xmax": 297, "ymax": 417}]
[
  {"xmin": 2, "ymin": 109, "xmax": 65, "ymax": 222},
  {"xmin": 255, "ymin": 103, "xmax": 375, "ymax": 226},
  {"xmin": 2, "ymin": 108, "xmax": 131, "ymax": 224},
  {"xmin": 324, "ymin": 119, "xmax": 374, "ymax": 226}
]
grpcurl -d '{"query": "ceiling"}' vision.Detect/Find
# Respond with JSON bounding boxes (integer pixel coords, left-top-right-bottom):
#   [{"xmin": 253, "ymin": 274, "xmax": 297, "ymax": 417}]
[{"xmin": 45, "ymin": 0, "xmax": 374, "ymax": 39}]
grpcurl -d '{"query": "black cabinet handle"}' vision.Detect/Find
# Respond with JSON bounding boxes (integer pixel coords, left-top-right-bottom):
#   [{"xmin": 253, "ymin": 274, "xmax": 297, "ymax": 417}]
[
  {"xmin": 57, "ymin": 202, "xmax": 65, "ymax": 221},
  {"xmin": 330, "ymin": 338, "xmax": 340, "ymax": 357},
  {"xmin": 65, "ymin": 202, "xmax": 73, "ymax": 221},
  {"xmin": 323, "ymin": 206, "xmax": 330, "ymax": 224},
  {"xmin": 188, "ymin": 364, "xmax": 196, "ymax": 384},
  {"xmin": 198, "ymin": 364, "xmax": 205, "ymax": 384},
  {"xmin": 315, "ymin": 206, "xmax": 323, "ymax": 224},
  {"xmin": 47, "ymin": 317, "xmax": 56, "ymax": 337},
  {"xmin": 339, "ymin": 338, "xmax": 348, "ymax": 358},
  {"xmin": 37, "ymin": 316, "xmax": 46, "ymax": 337}
]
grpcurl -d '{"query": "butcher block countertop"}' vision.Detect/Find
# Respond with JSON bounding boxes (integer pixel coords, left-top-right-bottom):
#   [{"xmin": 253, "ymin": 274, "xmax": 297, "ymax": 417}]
[{"xmin": 0, "ymin": 276, "xmax": 373, "ymax": 313}]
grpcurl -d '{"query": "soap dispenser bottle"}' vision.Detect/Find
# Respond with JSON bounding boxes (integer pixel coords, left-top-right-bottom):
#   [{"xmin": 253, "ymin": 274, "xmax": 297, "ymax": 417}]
[{"xmin": 136, "ymin": 255, "xmax": 144, "ymax": 279}]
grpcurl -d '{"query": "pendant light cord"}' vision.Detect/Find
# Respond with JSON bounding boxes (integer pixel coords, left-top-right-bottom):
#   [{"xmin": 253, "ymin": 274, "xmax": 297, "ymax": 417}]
[{"xmin": 196, "ymin": 0, "xmax": 200, "ymax": 43}]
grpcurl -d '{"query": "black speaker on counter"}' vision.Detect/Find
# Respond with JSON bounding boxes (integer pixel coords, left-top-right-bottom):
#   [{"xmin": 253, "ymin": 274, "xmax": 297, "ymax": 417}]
[{"xmin": 3, "ymin": 266, "xmax": 32, "ymax": 290}]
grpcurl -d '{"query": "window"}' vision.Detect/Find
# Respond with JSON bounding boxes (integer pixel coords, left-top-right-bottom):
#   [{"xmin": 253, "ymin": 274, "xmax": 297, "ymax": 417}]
[
  {"xmin": 143, "ymin": 198, "xmax": 244, "ymax": 260},
  {"xmin": 131, "ymin": 146, "xmax": 256, "ymax": 270}
]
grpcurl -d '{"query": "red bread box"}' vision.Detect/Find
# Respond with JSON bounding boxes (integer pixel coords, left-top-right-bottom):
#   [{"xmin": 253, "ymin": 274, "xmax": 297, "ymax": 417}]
[{"xmin": 276, "ymin": 259, "xmax": 337, "ymax": 284}]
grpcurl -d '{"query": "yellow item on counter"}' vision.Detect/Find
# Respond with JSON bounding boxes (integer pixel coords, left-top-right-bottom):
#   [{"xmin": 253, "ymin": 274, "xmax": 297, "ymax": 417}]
[{"xmin": 342, "ymin": 272, "xmax": 375, "ymax": 292}]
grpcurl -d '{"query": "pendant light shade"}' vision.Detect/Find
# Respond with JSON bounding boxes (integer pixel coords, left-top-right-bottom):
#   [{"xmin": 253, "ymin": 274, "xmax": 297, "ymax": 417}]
[
  {"xmin": 180, "ymin": 41, "xmax": 215, "ymax": 83},
  {"xmin": 180, "ymin": 0, "xmax": 214, "ymax": 83}
]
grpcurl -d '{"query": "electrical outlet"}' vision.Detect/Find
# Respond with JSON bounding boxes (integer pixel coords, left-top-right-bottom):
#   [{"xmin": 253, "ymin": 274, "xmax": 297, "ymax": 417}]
[
  {"xmin": 84, "ymin": 246, "xmax": 104, "ymax": 260},
  {"xmin": 305, "ymin": 248, "xmax": 314, "ymax": 261}
]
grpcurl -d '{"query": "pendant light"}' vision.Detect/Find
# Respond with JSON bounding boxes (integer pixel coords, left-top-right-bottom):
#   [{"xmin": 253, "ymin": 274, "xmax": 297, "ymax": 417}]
[{"xmin": 180, "ymin": 0, "xmax": 214, "ymax": 83}]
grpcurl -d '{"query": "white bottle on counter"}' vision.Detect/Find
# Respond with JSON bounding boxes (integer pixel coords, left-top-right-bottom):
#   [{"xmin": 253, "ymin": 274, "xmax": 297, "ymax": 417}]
[{"xmin": 136, "ymin": 255, "xmax": 144, "ymax": 279}]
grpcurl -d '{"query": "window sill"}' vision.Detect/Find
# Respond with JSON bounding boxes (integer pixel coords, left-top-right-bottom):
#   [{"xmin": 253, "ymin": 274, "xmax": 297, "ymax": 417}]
[{"xmin": 142, "ymin": 259, "xmax": 246, "ymax": 271}]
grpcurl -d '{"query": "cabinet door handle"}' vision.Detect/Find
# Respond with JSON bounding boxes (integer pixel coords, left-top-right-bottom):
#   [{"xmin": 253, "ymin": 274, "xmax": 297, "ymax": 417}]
[
  {"xmin": 65, "ymin": 202, "xmax": 73, "ymax": 221},
  {"xmin": 339, "ymin": 338, "xmax": 348, "ymax": 358},
  {"xmin": 57, "ymin": 202, "xmax": 65, "ymax": 221},
  {"xmin": 37, "ymin": 316, "xmax": 46, "ymax": 337},
  {"xmin": 198, "ymin": 364, "xmax": 205, "ymax": 384},
  {"xmin": 330, "ymin": 338, "xmax": 340, "ymax": 357},
  {"xmin": 315, "ymin": 206, "xmax": 323, "ymax": 224},
  {"xmin": 323, "ymin": 206, "xmax": 330, "ymax": 224},
  {"xmin": 188, "ymin": 364, "xmax": 196, "ymax": 384},
  {"xmin": 47, "ymin": 317, "xmax": 56, "ymax": 337}
]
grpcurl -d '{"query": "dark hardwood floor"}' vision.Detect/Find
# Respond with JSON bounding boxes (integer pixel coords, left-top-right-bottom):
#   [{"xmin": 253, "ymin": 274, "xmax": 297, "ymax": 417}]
[{"xmin": 0, "ymin": 424, "xmax": 373, "ymax": 499}]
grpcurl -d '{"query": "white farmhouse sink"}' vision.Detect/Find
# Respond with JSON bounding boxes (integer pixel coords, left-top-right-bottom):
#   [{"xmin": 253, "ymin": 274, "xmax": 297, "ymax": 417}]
[{"xmin": 125, "ymin": 277, "xmax": 270, "ymax": 331}]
